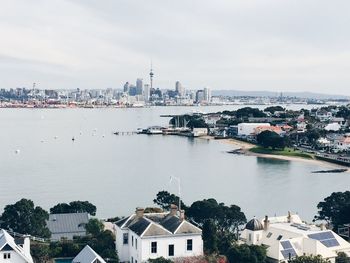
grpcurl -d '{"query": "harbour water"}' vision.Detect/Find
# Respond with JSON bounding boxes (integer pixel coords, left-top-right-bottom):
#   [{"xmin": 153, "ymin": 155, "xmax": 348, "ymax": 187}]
[{"xmin": 0, "ymin": 105, "xmax": 349, "ymax": 221}]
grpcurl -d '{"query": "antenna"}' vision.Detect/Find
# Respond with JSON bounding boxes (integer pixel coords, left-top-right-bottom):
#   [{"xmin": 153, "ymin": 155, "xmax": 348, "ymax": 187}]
[
  {"xmin": 169, "ymin": 176, "xmax": 181, "ymax": 212},
  {"xmin": 149, "ymin": 60, "xmax": 154, "ymax": 90}
]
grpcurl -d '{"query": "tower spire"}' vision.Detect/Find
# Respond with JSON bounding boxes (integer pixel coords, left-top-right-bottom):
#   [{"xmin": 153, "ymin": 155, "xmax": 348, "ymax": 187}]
[{"xmin": 149, "ymin": 60, "xmax": 154, "ymax": 90}]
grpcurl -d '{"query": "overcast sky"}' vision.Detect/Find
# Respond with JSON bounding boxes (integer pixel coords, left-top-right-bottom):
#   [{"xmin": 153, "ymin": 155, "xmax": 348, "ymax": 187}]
[{"xmin": 1, "ymin": 0, "xmax": 350, "ymax": 94}]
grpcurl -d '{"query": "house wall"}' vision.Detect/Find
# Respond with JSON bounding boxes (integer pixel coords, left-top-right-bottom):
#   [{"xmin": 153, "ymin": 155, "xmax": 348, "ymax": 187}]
[
  {"xmin": 238, "ymin": 123, "xmax": 270, "ymax": 136},
  {"xmin": 140, "ymin": 234, "xmax": 203, "ymax": 262},
  {"xmin": 0, "ymin": 251, "xmax": 28, "ymax": 263},
  {"xmin": 116, "ymin": 227, "xmax": 131, "ymax": 263}
]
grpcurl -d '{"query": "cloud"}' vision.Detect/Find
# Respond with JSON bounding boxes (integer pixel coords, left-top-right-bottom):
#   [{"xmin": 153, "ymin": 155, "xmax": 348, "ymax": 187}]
[{"xmin": 0, "ymin": 0, "xmax": 349, "ymax": 95}]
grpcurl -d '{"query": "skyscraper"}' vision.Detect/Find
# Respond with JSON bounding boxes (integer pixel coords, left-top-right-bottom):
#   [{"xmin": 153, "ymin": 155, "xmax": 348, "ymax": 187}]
[
  {"xmin": 175, "ymin": 81, "xmax": 184, "ymax": 97},
  {"xmin": 203, "ymin": 87, "xmax": 211, "ymax": 103},
  {"xmin": 144, "ymin": 84, "xmax": 150, "ymax": 102},
  {"xmin": 150, "ymin": 62, "xmax": 154, "ymax": 90},
  {"xmin": 123, "ymin": 82, "xmax": 130, "ymax": 93},
  {"xmin": 136, "ymin": 78, "xmax": 143, "ymax": 95}
]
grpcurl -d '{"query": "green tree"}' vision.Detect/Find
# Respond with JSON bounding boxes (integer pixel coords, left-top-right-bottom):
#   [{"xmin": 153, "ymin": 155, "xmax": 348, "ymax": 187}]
[
  {"xmin": 31, "ymin": 243, "xmax": 51, "ymax": 263},
  {"xmin": 236, "ymin": 107, "xmax": 266, "ymax": 119},
  {"xmin": 153, "ymin": 191, "xmax": 187, "ymax": 211},
  {"xmin": 288, "ymin": 255, "xmax": 330, "ymax": 263},
  {"xmin": 227, "ymin": 244, "xmax": 267, "ymax": 263},
  {"xmin": 314, "ymin": 191, "xmax": 350, "ymax": 228},
  {"xmin": 202, "ymin": 220, "xmax": 219, "ymax": 254},
  {"xmin": 0, "ymin": 198, "xmax": 50, "ymax": 238},
  {"xmin": 85, "ymin": 218, "xmax": 104, "ymax": 236},
  {"xmin": 336, "ymin": 252, "xmax": 350, "ymax": 263},
  {"xmin": 257, "ymin": 130, "xmax": 285, "ymax": 150},
  {"xmin": 50, "ymin": 201, "xmax": 97, "ymax": 216},
  {"xmin": 264, "ymin": 106, "xmax": 285, "ymax": 114},
  {"xmin": 148, "ymin": 257, "xmax": 173, "ymax": 263}
]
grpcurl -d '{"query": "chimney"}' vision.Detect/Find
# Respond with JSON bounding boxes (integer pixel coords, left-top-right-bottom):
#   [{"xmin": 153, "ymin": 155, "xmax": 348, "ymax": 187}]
[
  {"xmin": 287, "ymin": 211, "xmax": 292, "ymax": 223},
  {"xmin": 23, "ymin": 235, "xmax": 31, "ymax": 257},
  {"xmin": 263, "ymin": 215, "xmax": 269, "ymax": 231},
  {"xmin": 170, "ymin": 204, "xmax": 178, "ymax": 216},
  {"xmin": 320, "ymin": 223, "xmax": 326, "ymax": 230},
  {"xmin": 180, "ymin": 210, "xmax": 185, "ymax": 221},
  {"xmin": 135, "ymin": 207, "xmax": 144, "ymax": 218}
]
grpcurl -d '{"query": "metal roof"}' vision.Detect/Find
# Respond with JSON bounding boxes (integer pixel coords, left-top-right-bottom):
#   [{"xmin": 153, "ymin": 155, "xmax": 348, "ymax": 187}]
[
  {"xmin": 46, "ymin": 213, "xmax": 89, "ymax": 235},
  {"xmin": 72, "ymin": 245, "xmax": 106, "ymax": 263}
]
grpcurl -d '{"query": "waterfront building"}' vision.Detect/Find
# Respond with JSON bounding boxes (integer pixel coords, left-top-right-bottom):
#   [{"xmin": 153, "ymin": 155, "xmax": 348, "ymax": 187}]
[
  {"xmin": 240, "ymin": 213, "xmax": 350, "ymax": 262},
  {"xmin": 203, "ymin": 87, "xmax": 211, "ymax": 103},
  {"xmin": 46, "ymin": 212, "xmax": 89, "ymax": 241},
  {"xmin": 175, "ymin": 81, "xmax": 185, "ymax": 97},
  {"xmin": 136, "ymin": 78, "xmax": 143, "ymax": 95},
  {"xmin": 115, "ymin": 206, "xmax": 203, "ymax": 263},
  {"xmin": 237, "ymin": 123, "xmax": 271, "ymax": 136},
  {"xmin": 0, "ymin": 229, "xmax": 34, "ymax": 263},
  {"xmin": 144, "ymin": 84, "xmax": 150, "ymax": 102},
  {"xmin": 195, "ymin": 90, "xmax": 205, "ymax": 103},
  {"xmin": 123, "ymin": 82, "xmax": 130, "ymax": 93}
]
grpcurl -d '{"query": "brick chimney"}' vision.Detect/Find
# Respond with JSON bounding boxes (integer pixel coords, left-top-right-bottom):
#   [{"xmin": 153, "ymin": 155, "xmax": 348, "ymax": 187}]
[
  {"xmin": 263, "ymin": 215, "xmax": 269, "ymax": 231},
  {"xmin": 287, "ymin": 211, "xmax": 292, "ymax": 223},
  {"xmin": 170, "ymin": 204, "xmax": 178, "ymax": 216},
  {"xmin": 136, "ymin": 207, "xmax": 144, "ymax": 218},
  {"xmin": 180, "ymin": 210, "xmax": 185, "ymax": 221}
]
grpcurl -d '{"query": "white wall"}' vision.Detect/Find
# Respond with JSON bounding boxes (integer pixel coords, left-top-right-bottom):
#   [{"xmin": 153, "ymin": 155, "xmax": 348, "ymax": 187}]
[
  {"xmin": 0, "ymin": 251, "xmax": 28, "ymax": 263},
  {"xmin": 238, "ymin": 123, "xmax": 270, "ymax": 136},
  {"xmin": 140, "ymin": 234, "xmax": 203, "ymax": 262}
]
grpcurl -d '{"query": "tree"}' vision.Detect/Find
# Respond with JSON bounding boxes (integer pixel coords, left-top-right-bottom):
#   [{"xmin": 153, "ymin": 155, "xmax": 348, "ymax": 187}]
[
  {"xmin": 264, "ymin": 106, "xmax": 285, "ymax": 114},
  {"xmin": 0, "ymin": 198, "xmax": 51, "ymax": 238},
  {"xmin": 153, "ymin": 191, "xmax": 187, "ymax": 211},
  {"xmin": 85, "ymin": 218, "xmax": 104, "ymax": 236},
  {"xmin": 226, "ymin": 244, "xmax": 267, "ymax": 263},
  {"xmin": 336, "ymin": 252, "xmax": 350, "ymax": 263},
  {"xmin": 31, "ymin": 243, "xmax": 51, "ymax": 263},
  {"xmin": 288, "ymin": 255, "xmax": 330, "ymax": 263},
  {"xmin": 236, "ymin": 107, "xmax": 266, "ymax": 119},
  {"xmin": 314, "ymin": 191, "xmax": 350, "ymax": 228},
  {"xmin": 148, "ymin": 257, "xmax": 173, "ymax": 263},
  {"xmin": 257, "ymin": 130, "xmax": 285, "ymax": 150},
  {"xmin": 50, "ymin": 201, "xmax": 97, "ymax": 216},
  {"xmin": 202, "ymin": 220, "xmax": 219, "ymax": 254}
]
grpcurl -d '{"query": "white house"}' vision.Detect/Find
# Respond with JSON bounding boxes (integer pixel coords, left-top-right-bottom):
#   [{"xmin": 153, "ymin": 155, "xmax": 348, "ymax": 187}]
[
  {"xmin": 0, "ymin": 229, "xmax": 34, "ymax": 263},
  {"xmin": 240, "ymin": 213, "xmax": 350, "ymax": 263},
  {"xmin": 237, "ymin": 123, "xmax": 271, "ymax": 136},
  {"xmin": 115, "ymin": 206, "xmax": 203, "ymax": 263},
  {"xmin": 72, "ymin": 245, "xmax": 106, "ymax": 263}
]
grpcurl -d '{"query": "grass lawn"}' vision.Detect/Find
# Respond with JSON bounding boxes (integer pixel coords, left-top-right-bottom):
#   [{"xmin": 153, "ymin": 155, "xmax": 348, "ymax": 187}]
[{"xmin": 249, "ymin": 146, "xmax": 314, "ymax": 159}]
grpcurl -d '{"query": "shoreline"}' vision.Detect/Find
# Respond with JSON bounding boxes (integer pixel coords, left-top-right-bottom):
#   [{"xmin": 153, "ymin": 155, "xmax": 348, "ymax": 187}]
[{"xmin": 200, "ymin": 136, "xmax": 349, "ymax": 170}]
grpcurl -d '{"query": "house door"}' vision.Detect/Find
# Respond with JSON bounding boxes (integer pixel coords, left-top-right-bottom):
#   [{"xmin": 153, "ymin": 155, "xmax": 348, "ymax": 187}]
[{"xmin": 168, "ymin": 244, "xmax": 174, "ymax": 257}]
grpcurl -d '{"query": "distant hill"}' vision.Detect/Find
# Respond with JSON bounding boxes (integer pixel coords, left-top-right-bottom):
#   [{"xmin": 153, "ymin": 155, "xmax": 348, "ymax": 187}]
[{"xmin": 212, "ymin": 90, "xmax": 350, "ymax": 100}]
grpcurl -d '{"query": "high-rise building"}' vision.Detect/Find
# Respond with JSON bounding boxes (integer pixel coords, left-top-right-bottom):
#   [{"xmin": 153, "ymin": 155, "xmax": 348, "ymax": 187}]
[
  {"xmin": 136, "ymin": 78, "xmax": 143, "ymax": 95},
  {"xmin": 203, "ymin": 87, "xmax": 211, "ymax": 102},
  {"xmin": 123, "ymin": 82, "xmax": 130, "ymax": 93},
  {"xmin": 175, "ymin": 81, "xmax": 185, "ymax": 97},
  {"xmin": 144, "ymin": 84, "xmax": 150, "ymax": 102},
  {"xmin": 196, "ymin": 90, "xmax": 205, "ymax": 103}
]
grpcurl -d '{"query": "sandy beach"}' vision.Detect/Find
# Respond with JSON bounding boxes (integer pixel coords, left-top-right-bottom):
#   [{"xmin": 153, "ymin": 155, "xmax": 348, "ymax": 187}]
[{"xmin": 200, "ymin": 136, "xmax": 349, "ymax": 170}]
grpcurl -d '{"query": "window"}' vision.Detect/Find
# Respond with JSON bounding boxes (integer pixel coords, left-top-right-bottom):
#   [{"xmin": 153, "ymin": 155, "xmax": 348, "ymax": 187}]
[
  {"xmin": 131, "ymin": 257, "xmax": 134, "ymax": 263},
  {"xmin": 3, "ymin": 253, "xmax": 10, "ymax": 259},
  {"xmin": 132, "ymin": 236, "xmax": 134, "ymax": 246},
  {"xmin": 135, "ymin": 238, "xmax": 138, "ymax": 249},
  {"xmin": 7, "ymin": 254, "xmax": 10, "ymax": 259},
  {"xmin": 168, "ymin": 244, "xmax": 174, "ymax": 257},
  {"xmin": 267, "ymin": 232, "xmax": 272, "ymax": 238},
  {"xmin": 187, "ymin": 239, "xmax": 193, "ymax": 251},
  {"xmin": 248, "ymin": 233, "xmax": 252, "ymax": 241},
  {"xmin": 151, "ymin": 242, "xmax": 157, "ymax": 253},
  {"xmin": 277, "ymin": 235, "xmax": 283, "ymax": 240},
  {"xmin": 123, "ymin": 233, "xmax": 128, "ymax": 244}
]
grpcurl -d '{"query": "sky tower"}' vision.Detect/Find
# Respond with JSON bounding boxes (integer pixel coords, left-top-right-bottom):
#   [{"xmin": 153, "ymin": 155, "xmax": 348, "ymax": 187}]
[{"xmin": 149, "ymin": 61, "xmax": 154, "ymax": 90}]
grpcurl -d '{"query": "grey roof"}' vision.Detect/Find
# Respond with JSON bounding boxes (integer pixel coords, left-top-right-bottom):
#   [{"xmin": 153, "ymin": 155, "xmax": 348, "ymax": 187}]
[
  {"xmin": 129, "ymin": 218, "xmax": 151, "ymax": 236},
  {"xmin": 73, "ymin": 245, "xmax": 106, "ymax": 263},
  {"xmin": 245, "ymin": 218, "xmax": 264, "ymax": 231},
  {"xmin": 47, "ymin": 213, "xmax": 89, "ymax": 235},
  {"xmin": 118, "ymin": 212, "xmax": 202, "ymax": 237}
]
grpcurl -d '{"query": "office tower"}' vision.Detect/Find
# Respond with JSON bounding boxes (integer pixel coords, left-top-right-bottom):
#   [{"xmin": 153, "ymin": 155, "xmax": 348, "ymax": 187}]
[
  {"xmin": 175, "ymin": 81, "xmax": 185, "ymax": 97},
  {"xmin": 123, "ymin": 82, "xmax": 130, "ymax": 93},
  {"xmin": 144, "ymin": 84, "xmax": 150, "ymax": 102},
  {"xmin": 136, "ymin": 78, "xmax": 143, "ymax": 95},
  {"xmin": 203, "ymin": 87, "xmax": 211, "ymax": 102}
]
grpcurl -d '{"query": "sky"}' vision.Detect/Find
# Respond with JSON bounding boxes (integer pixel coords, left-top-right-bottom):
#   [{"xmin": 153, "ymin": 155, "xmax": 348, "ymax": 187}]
[{"xmin": 0, "ymin": 0, "xmax": 350, "ymax": 95}]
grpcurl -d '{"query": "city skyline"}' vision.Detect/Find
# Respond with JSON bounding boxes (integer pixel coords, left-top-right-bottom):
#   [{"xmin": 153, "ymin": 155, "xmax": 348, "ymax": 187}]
[{"xmin": 1, "ymin": 1, "xmax": 350, "ymax": 95}]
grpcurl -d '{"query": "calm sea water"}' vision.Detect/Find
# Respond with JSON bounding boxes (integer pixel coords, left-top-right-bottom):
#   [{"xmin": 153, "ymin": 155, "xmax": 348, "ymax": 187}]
[{"xmin": 0, "ymin": 105, "xmax": 349, "ymax": 222}]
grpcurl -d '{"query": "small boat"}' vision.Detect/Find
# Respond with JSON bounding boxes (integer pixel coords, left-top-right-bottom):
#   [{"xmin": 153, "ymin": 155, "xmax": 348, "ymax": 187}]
[{"xmin": 113, "ymin": 132, "xmax": 119, "ymax": 135}]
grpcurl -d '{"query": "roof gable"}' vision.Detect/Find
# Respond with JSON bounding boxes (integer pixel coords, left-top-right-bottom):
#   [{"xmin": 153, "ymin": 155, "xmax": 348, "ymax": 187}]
[{"xmin": 73, "ymin": 245, "xmax": 106, "ymax": 263}]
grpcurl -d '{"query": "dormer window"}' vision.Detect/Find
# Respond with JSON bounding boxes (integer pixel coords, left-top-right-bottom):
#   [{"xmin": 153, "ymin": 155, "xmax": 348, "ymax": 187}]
[{"xmin": 277, "ymin": 235, "xmax": 283, "ymax": 240}]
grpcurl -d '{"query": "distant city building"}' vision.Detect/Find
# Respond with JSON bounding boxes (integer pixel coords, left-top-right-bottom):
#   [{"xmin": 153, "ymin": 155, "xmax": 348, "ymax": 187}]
[
  {"xmin": 195, "ymin": 90, "xmax": 205, "ymax": 103},
  {"xmin": 144, "ymin": 84, "xmax": 150, "ymax": 102},
  {"xmin": 123, "ymin": 82, "xmax": 130, "ymax": 93},
  {"xmin": 136, "ymin": 78, "xmax": 143, "ymax": 95},
  {"xmin": 203, "ymin": 87, "xmax": 211, "ymax": 102},
  {"xmin": 175, "ymin": 81, "xmax": 185, "ymax": 97}
]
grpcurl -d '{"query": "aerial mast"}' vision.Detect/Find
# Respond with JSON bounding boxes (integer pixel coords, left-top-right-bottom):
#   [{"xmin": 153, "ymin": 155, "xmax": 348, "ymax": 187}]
[{"xmin": 150, "ymin": 60, "xmax": 154, "ymax": 90}]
